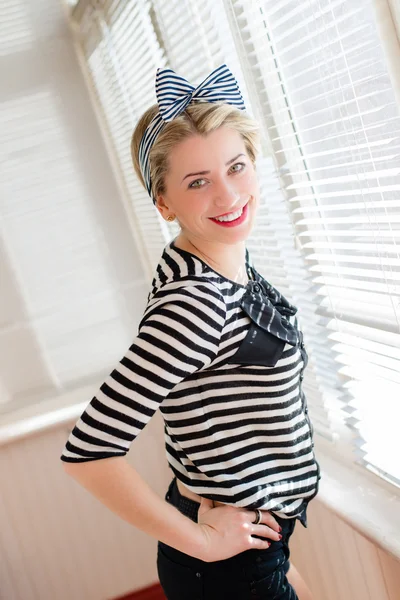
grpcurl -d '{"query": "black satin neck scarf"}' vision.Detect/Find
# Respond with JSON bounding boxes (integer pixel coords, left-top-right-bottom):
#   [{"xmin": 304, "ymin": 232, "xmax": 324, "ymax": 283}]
[{"xmin": 244, "ymin": 257, "xmax": 299, "ymax": 347}]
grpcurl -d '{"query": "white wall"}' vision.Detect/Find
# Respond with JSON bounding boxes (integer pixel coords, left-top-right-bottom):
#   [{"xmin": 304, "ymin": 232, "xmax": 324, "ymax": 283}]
[
  {"xmin": 291, "ymin": 498, "xmax": 400, "ymax": 600},
  {"xmin": 1, "ymin": 413, "xmax": 171, "ymax": 600},
  {"xmin": 0, "ymin": 0, "xmax": 148, "ymax": 416}
]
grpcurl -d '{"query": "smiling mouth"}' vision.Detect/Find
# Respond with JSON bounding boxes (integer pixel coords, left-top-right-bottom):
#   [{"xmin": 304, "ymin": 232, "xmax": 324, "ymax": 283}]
[{"xmin": 211, "ymin": 201, "xmax": 248, "ymax": 219}]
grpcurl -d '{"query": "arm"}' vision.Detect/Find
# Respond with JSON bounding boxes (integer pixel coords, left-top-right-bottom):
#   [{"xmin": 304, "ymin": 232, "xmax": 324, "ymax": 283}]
[
  {"xmin": 60, "ymin": 282, "xmax": 226, "ymax": 559},
  {"xmin": 62, "ymin": 456, "xmax": 206, "ymax": 558},
  {"xmin": 61, "ymin": 284, "xmax": 278, "ymax": 561},
  {"xmin": 60, "ymin": 282, "xmax": 226, "ymax": 463},
  {"xmin": 63, "ymin": 454, "xmax": 278, "ymax": 562}
]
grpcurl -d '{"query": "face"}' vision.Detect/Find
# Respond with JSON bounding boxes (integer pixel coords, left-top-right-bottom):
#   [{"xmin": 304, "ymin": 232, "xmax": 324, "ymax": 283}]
[{"xmin": 156, "ymin": 126, "xmax": 260, "ymax": 247}]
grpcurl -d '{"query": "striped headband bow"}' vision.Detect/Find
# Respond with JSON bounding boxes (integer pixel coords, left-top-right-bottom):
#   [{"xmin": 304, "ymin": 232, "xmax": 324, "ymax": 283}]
[{"xmin": 138, "ymin": 63, "xmax": 246, "ymax": 205}]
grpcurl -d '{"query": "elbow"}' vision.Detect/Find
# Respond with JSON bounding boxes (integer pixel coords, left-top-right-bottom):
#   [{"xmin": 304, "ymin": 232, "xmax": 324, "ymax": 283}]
[
  {"xmin": 61, "ymin": 459, "xmax": 84, "ymax": 475},
  {"xmin": 61, "ymin": 460, "xmax": 74, "ymax": 474}
]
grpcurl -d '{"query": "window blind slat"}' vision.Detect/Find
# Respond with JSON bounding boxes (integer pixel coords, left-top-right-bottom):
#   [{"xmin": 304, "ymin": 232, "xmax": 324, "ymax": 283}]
[{"xmin": 230, "ymin": 0, "xmax": 400, "ymax": 485}]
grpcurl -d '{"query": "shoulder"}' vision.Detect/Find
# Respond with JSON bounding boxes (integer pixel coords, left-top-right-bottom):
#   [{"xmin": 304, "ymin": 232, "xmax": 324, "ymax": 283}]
[
  {"xmin": 139, "ymin": 277, "xmax": 226, "ymax": 331},
  {"xmin": 149, "ymin": 276, "xmax": 224, "ymax": 303}
]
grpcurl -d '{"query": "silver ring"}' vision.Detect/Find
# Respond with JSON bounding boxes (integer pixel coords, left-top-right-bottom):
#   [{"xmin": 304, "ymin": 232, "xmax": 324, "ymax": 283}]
[{"xmin": 252, "ymin": 508, "xmax": 262, "ymax": 525}]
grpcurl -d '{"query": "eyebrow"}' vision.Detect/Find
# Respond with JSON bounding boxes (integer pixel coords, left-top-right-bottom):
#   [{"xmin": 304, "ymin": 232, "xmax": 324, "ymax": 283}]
[{"xmin": 181, "ymin": 153, "xmax": 246, "ymax": 183}]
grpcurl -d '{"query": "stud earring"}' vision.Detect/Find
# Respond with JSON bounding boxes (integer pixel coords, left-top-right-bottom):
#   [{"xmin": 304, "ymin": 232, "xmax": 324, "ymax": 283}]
[{"xmin": 166, "ymin": 215, "xmax": 175, "ymax": 222}]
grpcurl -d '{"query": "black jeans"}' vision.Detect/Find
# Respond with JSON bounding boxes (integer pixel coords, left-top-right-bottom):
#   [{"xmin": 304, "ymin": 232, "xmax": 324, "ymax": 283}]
[{"xmin": 157, "ymin": 477, "xmax": 301, "ymax": 600}]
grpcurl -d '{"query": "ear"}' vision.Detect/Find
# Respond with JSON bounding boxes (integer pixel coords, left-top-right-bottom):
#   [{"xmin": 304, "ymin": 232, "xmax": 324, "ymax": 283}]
[{"xmin": 155, "ymin": 195, "xmax": 170, "ymax": 220}]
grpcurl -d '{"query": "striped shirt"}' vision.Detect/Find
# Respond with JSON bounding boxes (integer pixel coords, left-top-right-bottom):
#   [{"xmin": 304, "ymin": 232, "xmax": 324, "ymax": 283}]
[{"xmin": 60, "ymin": 238, "xmax": 321, "ymax": 526}]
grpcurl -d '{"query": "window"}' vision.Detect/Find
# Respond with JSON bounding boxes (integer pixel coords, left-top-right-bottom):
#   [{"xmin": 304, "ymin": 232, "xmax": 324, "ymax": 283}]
[
  {"xmin": 229, "ymin": 0, "xmax": 400, "ymax": 486},
  {"xmin": 68, "ymin": 0, "xmax": 400, "ymax": 488}
]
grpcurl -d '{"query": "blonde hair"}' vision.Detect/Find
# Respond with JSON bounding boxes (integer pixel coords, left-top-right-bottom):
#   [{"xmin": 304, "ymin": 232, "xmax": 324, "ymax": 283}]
[{"xmin": 131, "ymin": 101, "xmax": 261, "ymax": 206}]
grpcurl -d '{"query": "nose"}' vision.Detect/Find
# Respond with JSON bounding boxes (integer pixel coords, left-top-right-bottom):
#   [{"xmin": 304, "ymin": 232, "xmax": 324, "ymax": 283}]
[{"xmin": 213, "ymin": 177, "xmax": 240, "ymax": 208}]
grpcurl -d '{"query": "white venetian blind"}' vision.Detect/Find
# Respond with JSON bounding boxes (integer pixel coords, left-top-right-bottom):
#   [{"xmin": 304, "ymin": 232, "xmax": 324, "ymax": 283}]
[
  {"xmin": 229, "ymin": 0, "xmax": 400, "ymax": 486},
  {"xmin": 69, "ymin": 0, "xmax": 172, "ymax": 273}
]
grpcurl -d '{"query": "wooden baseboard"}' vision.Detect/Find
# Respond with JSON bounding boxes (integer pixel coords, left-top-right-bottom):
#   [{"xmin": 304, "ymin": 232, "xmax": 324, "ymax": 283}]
[{"xmin": 112, "ymin": 582, "xmax": 166, "ymax": 600}]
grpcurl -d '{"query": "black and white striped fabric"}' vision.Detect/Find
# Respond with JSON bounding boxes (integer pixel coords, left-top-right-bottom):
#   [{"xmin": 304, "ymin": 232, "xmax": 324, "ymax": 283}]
[{"xmin": 60, "ymin": 239, "xmax": 321, "ymax": 524}]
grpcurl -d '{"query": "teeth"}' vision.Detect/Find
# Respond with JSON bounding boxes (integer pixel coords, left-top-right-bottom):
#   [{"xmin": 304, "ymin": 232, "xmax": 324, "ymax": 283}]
[{"xmin": 214, "ymin": 207, "xmax": 243, "ymax": 222}]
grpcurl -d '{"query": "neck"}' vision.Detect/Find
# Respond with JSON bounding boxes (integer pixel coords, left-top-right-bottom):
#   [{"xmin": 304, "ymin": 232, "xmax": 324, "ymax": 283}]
[{"xmin": 174, "ymin": 234, "xmax": 250, "ymax": 284}]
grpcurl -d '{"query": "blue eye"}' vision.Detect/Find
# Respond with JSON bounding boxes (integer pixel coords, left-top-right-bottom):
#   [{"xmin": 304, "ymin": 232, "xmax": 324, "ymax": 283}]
[{"xmin": 188, "ymin": 162, "xmax": 246, "ymax": 189}]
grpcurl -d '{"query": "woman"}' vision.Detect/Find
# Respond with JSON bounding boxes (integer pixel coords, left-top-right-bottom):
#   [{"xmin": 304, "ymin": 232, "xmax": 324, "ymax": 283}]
[{"xmin": 60, "ymin": 65, "xmax": 320, "ymax": 600}]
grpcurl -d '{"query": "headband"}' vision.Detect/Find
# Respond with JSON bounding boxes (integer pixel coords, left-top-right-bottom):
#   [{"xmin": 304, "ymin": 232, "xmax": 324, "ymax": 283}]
[{"xmin": 138, "ymin": 63, "xmax": 246, "ymax": 205}]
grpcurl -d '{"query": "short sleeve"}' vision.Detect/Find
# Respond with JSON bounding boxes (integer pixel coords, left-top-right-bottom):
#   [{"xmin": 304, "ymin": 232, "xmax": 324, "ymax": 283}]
[{"xmin": 60, "ymin": 283, "xmax": 226, "ymax": 463}]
